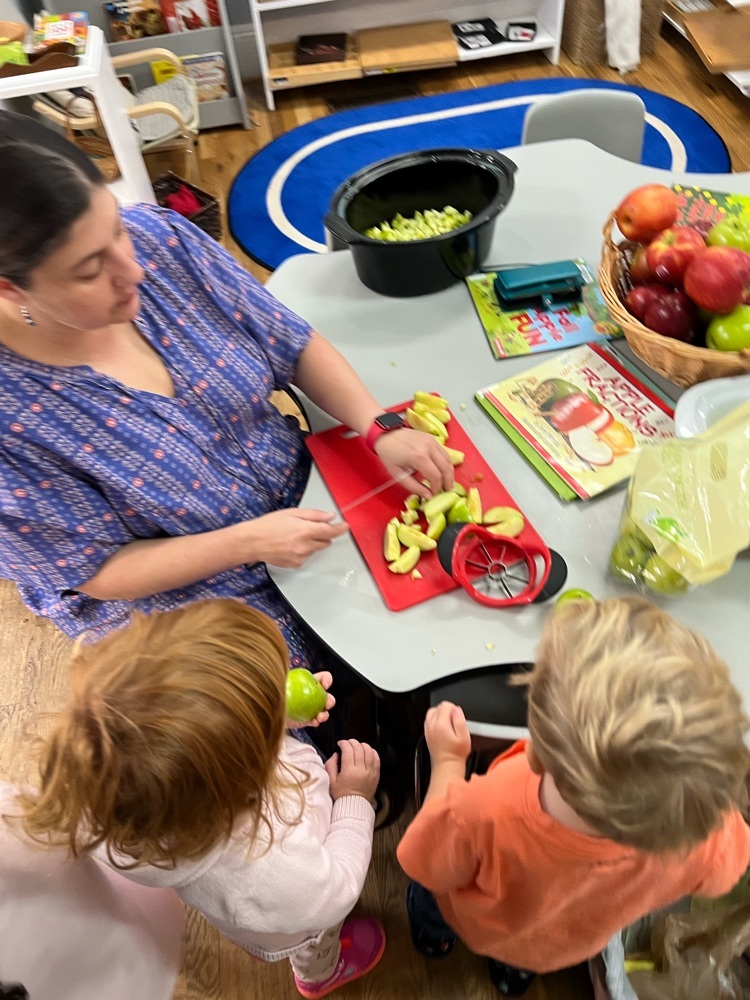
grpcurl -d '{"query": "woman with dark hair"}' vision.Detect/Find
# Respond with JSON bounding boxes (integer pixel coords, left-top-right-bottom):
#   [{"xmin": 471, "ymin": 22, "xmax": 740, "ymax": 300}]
[{"xmin": 0, "ymin": 111, "xmax": 453, "ymax": 665}]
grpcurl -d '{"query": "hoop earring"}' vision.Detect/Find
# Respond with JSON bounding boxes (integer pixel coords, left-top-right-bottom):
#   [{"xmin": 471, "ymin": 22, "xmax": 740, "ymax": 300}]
[{"xmin": 19, "ymin": 306, "xmax": 36, "ymax": 327}]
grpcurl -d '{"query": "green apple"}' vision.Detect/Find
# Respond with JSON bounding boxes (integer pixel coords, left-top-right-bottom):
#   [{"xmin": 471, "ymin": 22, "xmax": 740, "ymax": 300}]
[
  {"xmin": 383, "ymin": 520, "xmax": 400, "ymax": 562},
  {"xmin": 706, "ymin": 305, "xmax": 750, "ymax": 352},
  {"xmin": 707, "ymin": 212, "xmax": 750, "ymax": 253},
  {"xmin": 609, "ymin": 532, "xmax": 652, "ymax": 582},
  {"xmin": 286, "ymin": 668, "xmax": 328, "ymax": 723},
  {"xmin": 422, "ymin": 491, "xmax": 459, "ymax": 520},
  {"xmin": 641, "ymin": 553, "xmax": 689, "ymax": 595},
  {"xmin": 556, "ymin": 589, "xmax": 595, "ymax": 606},
  {"xmin": 466, "ymin": 487, "xmax": 482, "ymax": 524},
  {"xmin": 396, "ymin": 523, "xmax": 436, "ymax": 551},
  {"xmin": 426, "ymin": 512, "xmax": 446, "ymax": 541},
  {"xmin": 388, "ymin": 545, "xmax": 421, "ymax": 574}
]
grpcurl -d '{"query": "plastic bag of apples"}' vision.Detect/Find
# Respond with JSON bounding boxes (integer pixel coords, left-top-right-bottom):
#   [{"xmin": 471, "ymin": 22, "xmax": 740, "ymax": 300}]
[
  {"xmin": 615, "ymin": 184, "xmax": 750, "ymax": 351},
  {"xmin": 609, "ymin": 400, "xmax": 750, "ymax": 595}
]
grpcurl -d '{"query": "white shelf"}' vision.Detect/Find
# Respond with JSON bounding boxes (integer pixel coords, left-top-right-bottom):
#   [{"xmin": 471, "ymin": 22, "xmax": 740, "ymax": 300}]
[
  {"xmin": 662, "ymin": 11, "xmax": 750, "ymax": 97},
  {"xmin": 249, "ymin": 0, "xmax": 563, "ymax": 109},
  {"xmin": 457, "ymin": 27, "xmax": 557, "ymax": 60}
]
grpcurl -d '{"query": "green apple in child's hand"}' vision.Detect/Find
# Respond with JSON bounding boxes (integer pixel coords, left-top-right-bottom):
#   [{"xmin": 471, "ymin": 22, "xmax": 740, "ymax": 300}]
[
  {"xmin": 707, "ymin": 213, "xmax": 750, "ymax": 253},
  {"xmin": 285, "ymin": 668, "xmax": 328, "ymax": 723},
  {"xmin": 641, "ymin": 554, "xmax": 689, "ymax": 595},
  {"xmin": 555, "ymin": 588, "xmax": 595, "ymax": 606}
]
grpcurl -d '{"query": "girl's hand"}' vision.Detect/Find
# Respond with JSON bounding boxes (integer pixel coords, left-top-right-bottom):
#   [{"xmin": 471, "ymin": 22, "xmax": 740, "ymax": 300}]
[
  {"xmin": 286, "ymin": 671, "xmax": 335, "ymax": 729},
  {"xmin": 373, "ymin": 428, "xmax": 454, "ymax": 499},
  {"xmin": 326, "ymin": 739, "xmax": 381, "ymax": 802},
  {"xmin": 425, "ymin": 701, "xmax": 471, "ymax": 765},
  {"xmin": 245, "ymin": 509, "xmax": 348, "ymax": 569}
]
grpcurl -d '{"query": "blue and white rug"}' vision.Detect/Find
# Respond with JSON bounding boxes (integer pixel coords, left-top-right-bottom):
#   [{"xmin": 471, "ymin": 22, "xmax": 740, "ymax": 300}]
[{"xmin": 228, "ymin": 78, "xmax": 731, "ymax": 271}]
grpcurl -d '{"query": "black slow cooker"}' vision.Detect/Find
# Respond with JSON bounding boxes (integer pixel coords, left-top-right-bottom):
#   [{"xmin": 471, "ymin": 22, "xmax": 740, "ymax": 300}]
[{"xmin": 324, "ymin": 147, "xmax": 517, "ymax": 297}]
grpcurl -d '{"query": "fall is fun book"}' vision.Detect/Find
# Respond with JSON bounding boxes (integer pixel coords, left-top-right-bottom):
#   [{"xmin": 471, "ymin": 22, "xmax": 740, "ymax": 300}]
[
  {"xmin": 465, "ymin": 260, "xmax": 623, "ymax": 361},
  {"xmin": 475, "ymin": 343, "xmax": 675, "ymax": 501}
]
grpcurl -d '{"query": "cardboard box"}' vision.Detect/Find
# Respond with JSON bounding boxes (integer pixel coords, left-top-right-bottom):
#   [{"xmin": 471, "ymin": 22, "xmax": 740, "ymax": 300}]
[
  {"xmin": 357, "ymin": 21, "xmax": 458, "ymax": 75},
  {"xmin": 667, "ymin": 0, "xmax": 750, "ymax": 71}
]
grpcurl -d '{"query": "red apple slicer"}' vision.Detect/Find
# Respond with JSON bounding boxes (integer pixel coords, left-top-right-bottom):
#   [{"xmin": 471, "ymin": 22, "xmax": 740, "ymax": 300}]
[{"xmin": 444, "ymin": 524, "xmax": 552, "ymax": 608}]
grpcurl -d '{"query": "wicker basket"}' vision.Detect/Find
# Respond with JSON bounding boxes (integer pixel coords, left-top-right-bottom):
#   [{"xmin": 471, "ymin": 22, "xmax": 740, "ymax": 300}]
[
  {"xmin": 561, "ymin": 0, "xmax": 666, "ymax": 64},
  {"xmin": 153, "ymin": 172, "xmax": 223, "ymax": 242},
  {"xmin": 599, "ymin": 213, "xmax": 750, "ymax": 387}
]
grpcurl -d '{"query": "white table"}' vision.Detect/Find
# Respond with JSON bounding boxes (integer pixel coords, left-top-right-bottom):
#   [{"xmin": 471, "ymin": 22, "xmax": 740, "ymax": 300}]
[
  {"xmin": 0, "ymin": 26, "xmax": 154, "ymax": 205},
  {"xmin": 267, "ymin": 140, "xmax": 750, "ymax": 704}
]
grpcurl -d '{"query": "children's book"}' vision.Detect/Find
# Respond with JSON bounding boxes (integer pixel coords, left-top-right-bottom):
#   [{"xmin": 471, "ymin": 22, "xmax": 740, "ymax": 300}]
[
  {"xmin": 182, "ymin": 51, "xmax": 228, "ymax": 101},
  {"xmin": 465, "ymin": 260, "xmax": 623, "ymax": 361},
  {"xmin": 672, "ymin": 183, "xmax": 750, "ymax": 232},
  {"xmin": 475, "ymin": 343, "xmax": 675, "ymax": 501}
]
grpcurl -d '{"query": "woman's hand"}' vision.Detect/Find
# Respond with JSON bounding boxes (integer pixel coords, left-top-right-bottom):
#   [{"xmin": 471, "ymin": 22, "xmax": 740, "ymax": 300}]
[
  {"xmin": 326, "ymin": 739, "xmax": 381, "ymax": 802},
  {"xmin": 244, "ymin": 509, "xmax": 348, "ymax": 569},
  {"xmin": 425, "ymin": 701, "xmax": 472, "ymax": 766},
  {"xmin": 374, "ymin": 428, "xmax": 454, "ymax": 499},
  {"xmin": 286, "ymin": 671, "xmax": 336, "ymax": 729}
]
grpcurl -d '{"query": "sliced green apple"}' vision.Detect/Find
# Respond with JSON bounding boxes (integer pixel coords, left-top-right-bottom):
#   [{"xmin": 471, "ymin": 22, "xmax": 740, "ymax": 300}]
[
  {"xmin": 396, "ymin": 523, "xmax": 437, "ymax": 551},
  {"xmin": 483, "ymin": 507, "xmax": 525, "ymax": 538},
  {"xmin": 383, "ymin": 521, "xmax": 400, "ymax": 562},
  {"xmin": 389, "ymin": 545, "xmax": 421, "ymax": 574}
]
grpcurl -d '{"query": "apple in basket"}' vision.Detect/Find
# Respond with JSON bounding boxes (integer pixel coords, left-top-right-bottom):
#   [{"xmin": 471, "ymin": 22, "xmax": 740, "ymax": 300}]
[
  {"xmin": 641, "ymin": 289, "xmax": 696, "ymax": 342},
  {"xmin": 683, "ymin": 246, "xmax": 750, "ymax": 314},
  {"xmin": 645, "ymin": 226, "xmax": 706, "ymax": 286},
  {"xmin": 615, "ymin": 184, "xmax": 679, "ymax": 243}
]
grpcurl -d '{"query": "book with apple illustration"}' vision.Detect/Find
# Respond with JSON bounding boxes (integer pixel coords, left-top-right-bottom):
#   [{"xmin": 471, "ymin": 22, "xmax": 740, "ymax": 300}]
[
  {"xmin": 465, "ymin": 260, "xmax": 623, "ymax": 361},
  {"xmin": 672, "ymin": 183, "xmax": 750, "ymax": 236},
  {"xmin": 475, "ymin": 343, "xmax": 675, "ymax": 501}
]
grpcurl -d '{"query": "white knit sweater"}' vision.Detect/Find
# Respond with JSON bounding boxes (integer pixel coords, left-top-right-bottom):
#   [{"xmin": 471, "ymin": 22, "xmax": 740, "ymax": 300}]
[{"xmin": 95, "ymin": 735, "xmax": 376, "ymax": 961}]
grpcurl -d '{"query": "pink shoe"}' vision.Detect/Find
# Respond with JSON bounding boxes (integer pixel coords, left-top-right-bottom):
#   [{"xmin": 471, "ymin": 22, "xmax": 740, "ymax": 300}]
[{"xmin": 294, "ymin": 917, "xmax": 386, "ymax": 999}]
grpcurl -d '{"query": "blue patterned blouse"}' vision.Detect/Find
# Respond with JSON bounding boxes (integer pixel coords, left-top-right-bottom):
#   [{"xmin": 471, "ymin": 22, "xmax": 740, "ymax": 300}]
[{"xmin": 0, "ymin": 205, "xmax": 318, "ymax": 665}]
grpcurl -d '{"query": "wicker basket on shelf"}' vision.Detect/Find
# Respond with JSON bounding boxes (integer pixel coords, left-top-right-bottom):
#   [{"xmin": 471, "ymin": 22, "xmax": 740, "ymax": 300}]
[
  {"xmin": 153, "ymin": 172, "xmax": 223, "ymax": 242},
  {"xmin": 599, "ymin": 212, "xmax": 750, "ymax": 387}
]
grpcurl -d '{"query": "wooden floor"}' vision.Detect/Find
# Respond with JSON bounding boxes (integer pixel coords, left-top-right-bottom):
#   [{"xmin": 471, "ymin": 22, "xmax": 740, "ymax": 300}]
[{"xmin": 2, "ymin": 25, "xmax": 750, "ymax": 999}]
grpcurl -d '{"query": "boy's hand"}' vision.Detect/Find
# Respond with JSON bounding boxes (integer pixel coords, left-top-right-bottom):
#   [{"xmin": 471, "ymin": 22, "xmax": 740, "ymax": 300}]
[
  {"xmin": 425, "ymin": 701, "xmax": 471, "ymax": 765},
  {"xmin": 326, "ymin": 739, "xmax": 381, "ymax": 802},
  {"xmin": 286, "ymin": 671, "xmax": 335, "ymax": 729}
]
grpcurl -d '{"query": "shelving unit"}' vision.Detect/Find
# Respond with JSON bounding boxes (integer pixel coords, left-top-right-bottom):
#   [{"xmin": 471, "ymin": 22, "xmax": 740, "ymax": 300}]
[
  {"xmin": 662, "ymin": 9, "xmax": 750, "ymax": 97},
  {"xmin": 46, "ymin": 0, "xmax": 251, "ymax": 128},
  {"xmin": 248, "ymin": 0, "xmax": 564, "ymax": 109}
]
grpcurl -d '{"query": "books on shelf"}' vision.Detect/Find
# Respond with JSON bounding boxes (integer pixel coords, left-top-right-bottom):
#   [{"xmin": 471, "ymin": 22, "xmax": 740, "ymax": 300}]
[
  {"xmin": 169, "ymin": 0, "xmax": 221, "ymax": 31},
  {"xmin": 182, "ymin": 51, "xmax": 229, "ymax": 101},
  {"xmin": 465, "ymin": 261, "xmax": 623, "ymax": 361},
  {"xmin": 102, "ymin": 0, "xmax": 166, "ymax": 41},
  {"xmin": 475, "ymin": 343, "xmax": 675, "ymax": 501},
  {"xmin": 451, "ymin": 17, "xmax": 504, "ymax": 50},
  {"xmin": 295, "ymin": 33, "xmax": 347, "ymax": 64}
]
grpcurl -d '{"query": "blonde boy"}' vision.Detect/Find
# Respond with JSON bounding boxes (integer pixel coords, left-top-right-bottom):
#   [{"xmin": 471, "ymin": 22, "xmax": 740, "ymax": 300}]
[{"xmin": 398, "ymin": 596, "xmax": 750, "ymax": 995}]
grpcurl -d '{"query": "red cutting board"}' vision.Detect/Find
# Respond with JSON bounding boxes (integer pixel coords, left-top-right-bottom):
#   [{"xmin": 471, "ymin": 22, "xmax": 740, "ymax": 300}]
[{"xmin": 306, "ymin": 400, "xmax": 548, "ymax": 612}]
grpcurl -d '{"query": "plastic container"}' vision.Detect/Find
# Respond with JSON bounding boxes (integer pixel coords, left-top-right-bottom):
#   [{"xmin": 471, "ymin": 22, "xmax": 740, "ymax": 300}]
[{"xmin": 324, "ymin": 148, "xmax": 516, "ymax": 297}]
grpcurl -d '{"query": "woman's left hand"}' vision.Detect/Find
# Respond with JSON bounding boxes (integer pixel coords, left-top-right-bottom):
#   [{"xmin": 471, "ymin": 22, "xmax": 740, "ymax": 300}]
[
  {"xmin": 374, "ymin": 428, "xmax": 454, "ymax": 499},
  {"xmin": 286, "ymin": 670, "xmax": 336, "ymax": 729}
]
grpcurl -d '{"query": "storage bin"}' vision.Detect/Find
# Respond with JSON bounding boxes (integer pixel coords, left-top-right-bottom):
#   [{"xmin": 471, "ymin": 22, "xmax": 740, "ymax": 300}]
[
  {"xmin": 561, "ymin": 0, "xmax": 666, "ymax": 64},
  {"xmin": 153, "ymin": 171, "xmax": 223, "ymax": 241}
]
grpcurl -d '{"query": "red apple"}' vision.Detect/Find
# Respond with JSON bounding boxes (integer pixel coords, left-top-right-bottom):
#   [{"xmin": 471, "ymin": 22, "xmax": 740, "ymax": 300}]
[
  {"xmin": 629, "ymin": 246, "xmax": 653, "ymax": 285},
  {"xmin": 625, "ymin": 283, "xmax": 671, "ymax": 322},
  {"xmin": 549, "ymin": 393, "xmax": 603, "ymax": 433},
  {"xmin": 643, "ymin": 289, "xmax": 695, "ymax": 341},
  {"xmin": 645, "ymin": 226, "xmax": 706, "ymax": 286},
  {"xmin": 615, "ymin": 185, "xmax": 680, "ymax": 243},
  {"xmin": 683, "ymin": 246, "xmax": 750, "ymax": 314}
]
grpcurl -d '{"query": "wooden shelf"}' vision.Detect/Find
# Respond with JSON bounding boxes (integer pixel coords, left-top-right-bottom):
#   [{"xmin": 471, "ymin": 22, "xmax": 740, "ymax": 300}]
[{"xmin": 267, "ymin": 38, "xmax": 362, "ymax": 89}]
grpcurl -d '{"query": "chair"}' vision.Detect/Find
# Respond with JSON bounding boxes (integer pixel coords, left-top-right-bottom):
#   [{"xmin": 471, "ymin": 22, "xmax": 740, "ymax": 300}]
[
  {"xmin": 32, "ymin": 47, "xmax": 200, "ymax": 182},
  {"xmin": 415, "ymin": 664, "xmax": 531, "ymax": 807},
  {"xmin": 521, "ymin": 89, "xmax": 646, "ymax": 163}
]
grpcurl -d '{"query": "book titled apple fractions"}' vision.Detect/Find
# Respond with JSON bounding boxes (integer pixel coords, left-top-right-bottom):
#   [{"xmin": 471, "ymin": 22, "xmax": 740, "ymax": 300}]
[{"xmin": 475, "ymin": 343, "xmax": 675, "ymax": 501}]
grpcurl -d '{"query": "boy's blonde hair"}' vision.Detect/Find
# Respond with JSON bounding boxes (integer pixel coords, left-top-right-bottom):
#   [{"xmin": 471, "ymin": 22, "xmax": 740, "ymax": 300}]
[
  {"xmin": 17, "ymin": 599, "xmax": 290, "ymax": 869},
  {"xmin": 517, "ymin": 596, "xmax": 749, "ymax": 853}
]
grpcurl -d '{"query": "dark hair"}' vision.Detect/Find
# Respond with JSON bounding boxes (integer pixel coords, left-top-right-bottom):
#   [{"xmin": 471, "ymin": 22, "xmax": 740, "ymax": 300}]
[{"xmin": 0, "ymin": 111, "xmax": 105, "ymax": 287}]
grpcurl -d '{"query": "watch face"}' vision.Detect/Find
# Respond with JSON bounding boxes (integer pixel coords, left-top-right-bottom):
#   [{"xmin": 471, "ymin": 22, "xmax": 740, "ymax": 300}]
[{"xmin": 376, "ymin": 412, "xmax": 406, "ymax": 431}]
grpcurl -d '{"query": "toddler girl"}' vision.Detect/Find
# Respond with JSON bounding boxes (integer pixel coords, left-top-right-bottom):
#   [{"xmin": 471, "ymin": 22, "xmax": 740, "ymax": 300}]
[{"xmin": 16, "ymin": 598, "xmax": 383, "ymax": 1000}]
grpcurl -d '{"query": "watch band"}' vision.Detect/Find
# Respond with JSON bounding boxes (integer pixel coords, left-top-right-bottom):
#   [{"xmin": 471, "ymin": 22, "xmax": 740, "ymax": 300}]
[{"xmin": 365, "ymin": 412, "xmax": 407, "ymax": 452}]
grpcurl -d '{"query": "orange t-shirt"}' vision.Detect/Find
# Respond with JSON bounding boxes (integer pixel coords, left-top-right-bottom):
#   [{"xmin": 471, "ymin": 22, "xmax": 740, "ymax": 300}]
[{"xmin": 397, "ymin": 742, "xmax": 750, "ymax": 973}]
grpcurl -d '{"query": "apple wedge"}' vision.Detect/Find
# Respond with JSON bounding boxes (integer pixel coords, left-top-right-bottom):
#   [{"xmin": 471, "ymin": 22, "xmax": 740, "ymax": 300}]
[
  {"xmin": 396, "ymin": 523, "xmax": 437, "ymax": 551},
  {"xmin": 413, "ymin": 391, "xmax": 449, "ymax": 411},
  {"xmin": 422, "ymin": 491, "xmax": 459, "ymax": 520},
  {"xmin": 388, "ymin": 545, "xmax": 421, "ymax": 574},
  {"xmin": 483, "ymin": 506, "xmax": 525, "ymax": 538},
  {"xmin": 441, "ymin": 445, "xmax": 465, "ymax": 466},
  {"xmin": 383, "ymin": 520, "xmax": 400, "ymax": 562}
]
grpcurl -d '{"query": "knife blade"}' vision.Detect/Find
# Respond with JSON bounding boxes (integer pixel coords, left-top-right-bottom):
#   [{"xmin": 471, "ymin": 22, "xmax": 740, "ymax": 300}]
[{"xmin": 339, "ymin": 468, "xmax": 415, "ymax": 516}]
